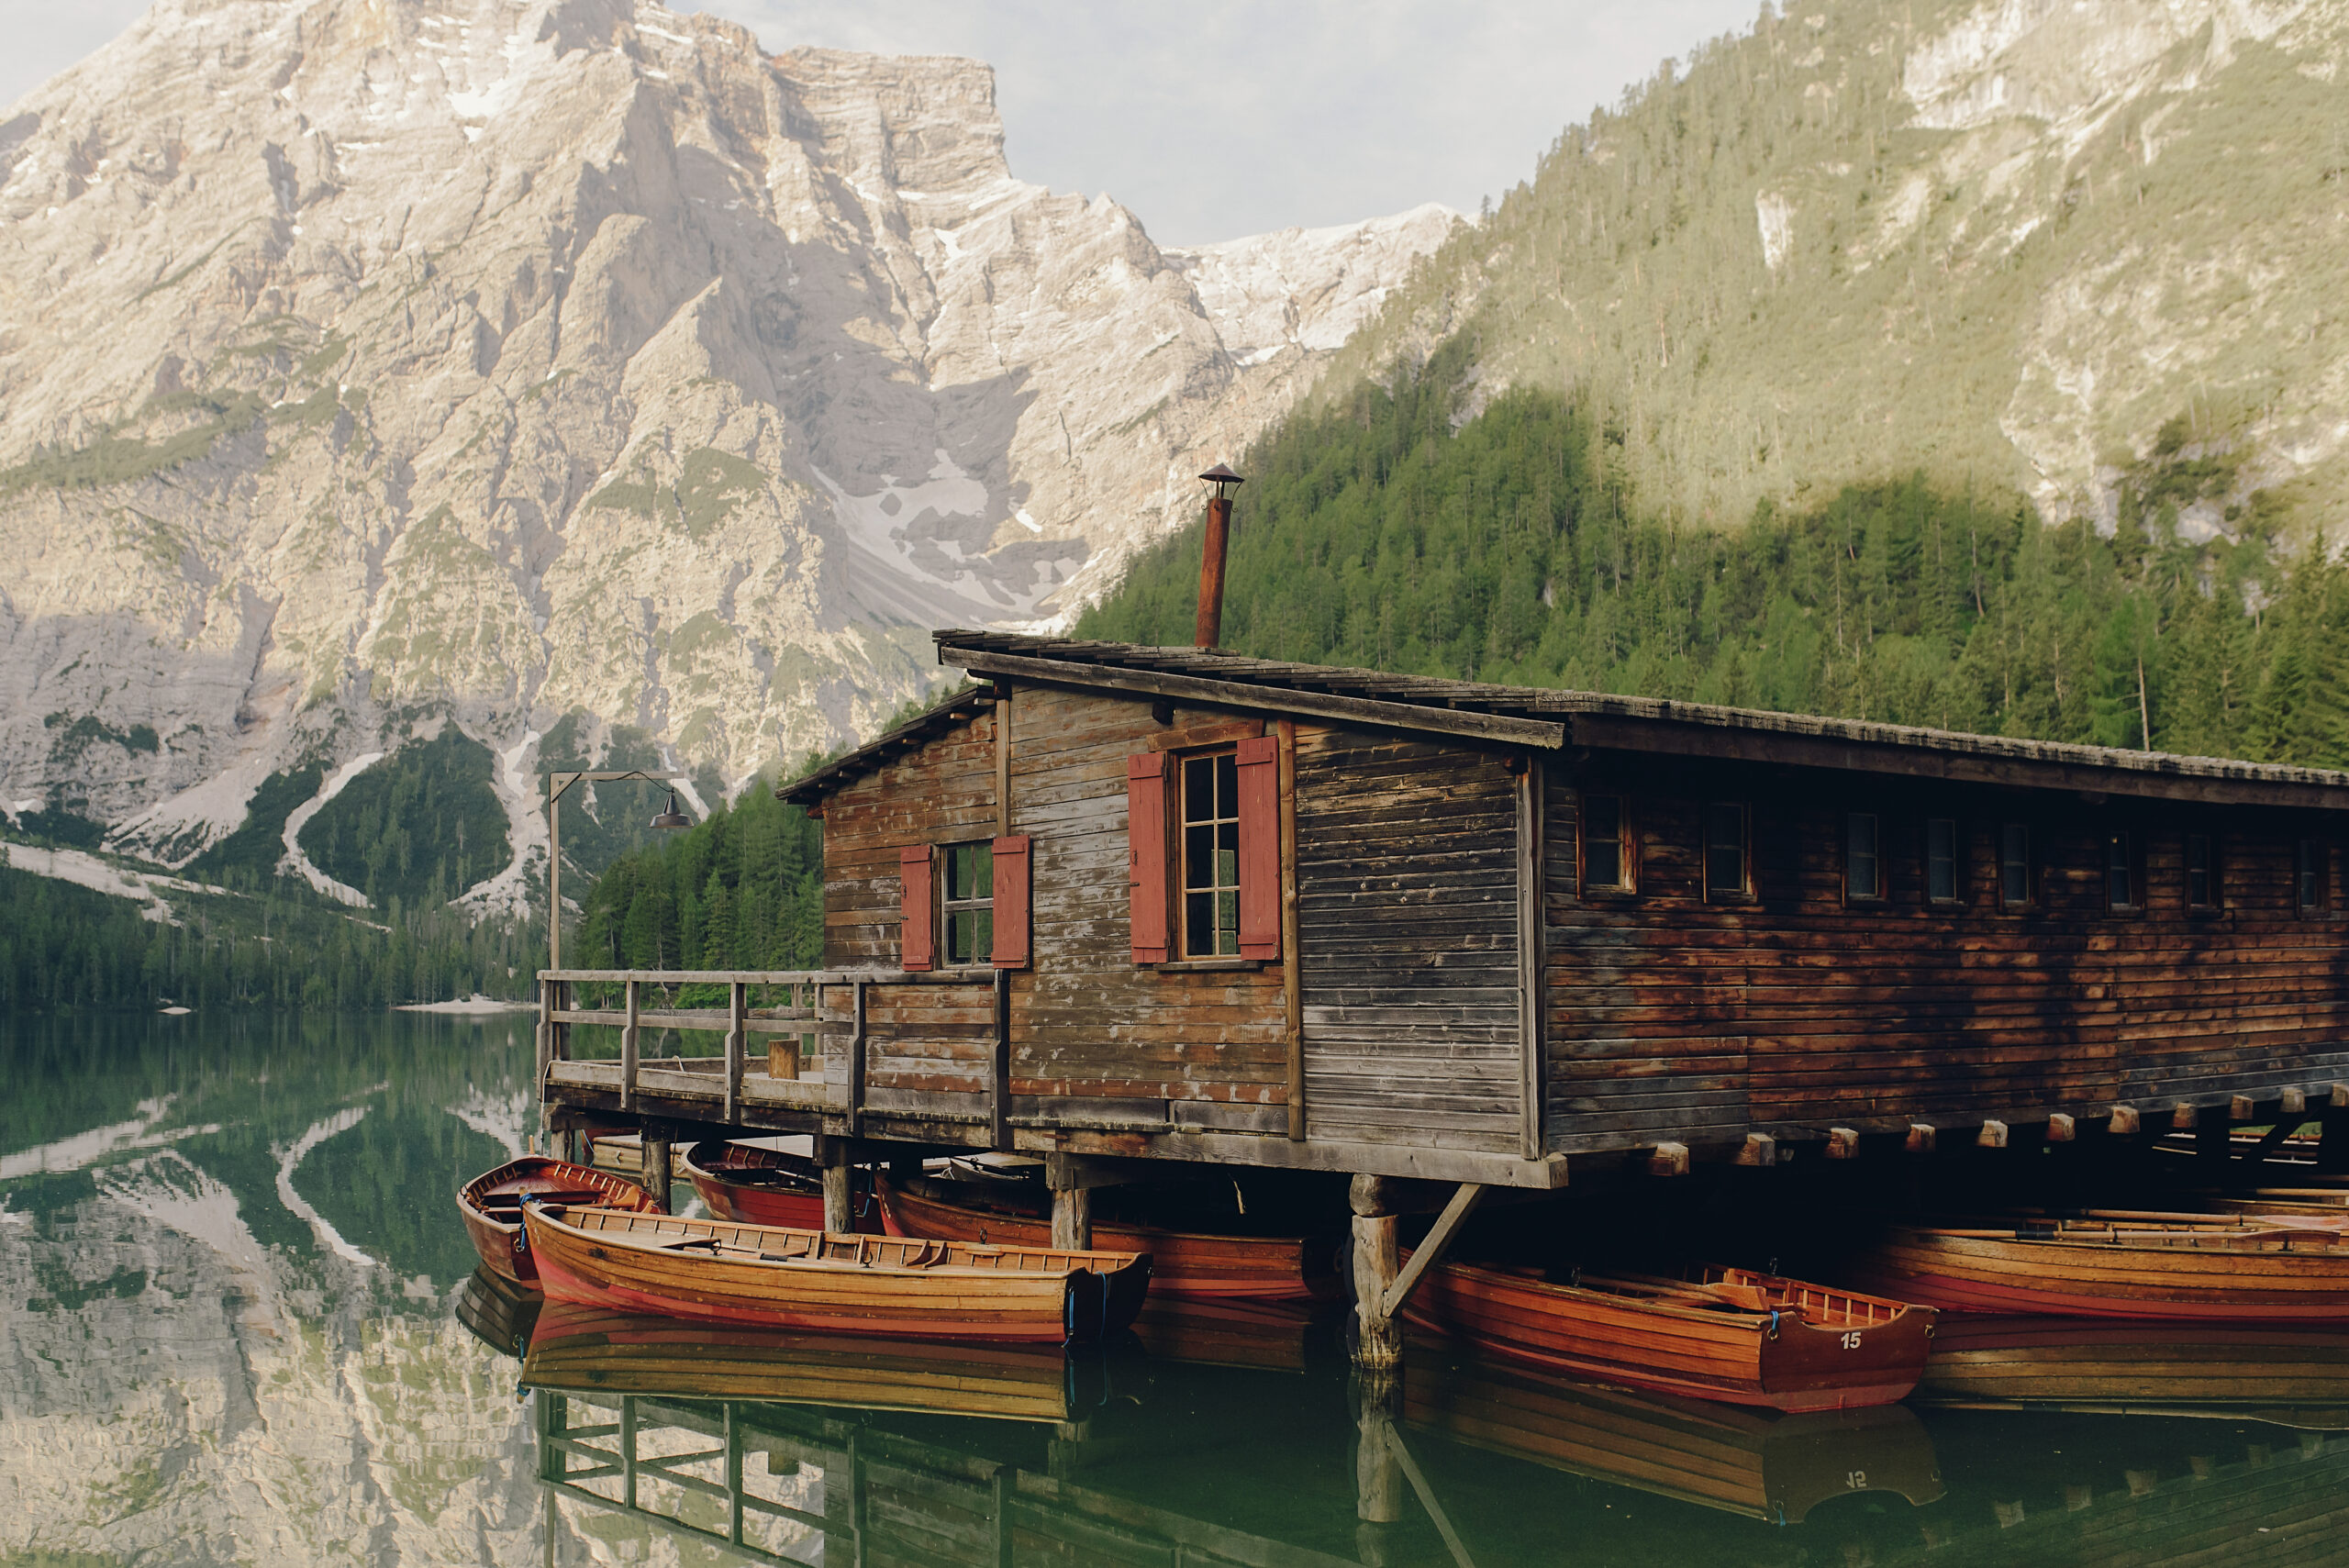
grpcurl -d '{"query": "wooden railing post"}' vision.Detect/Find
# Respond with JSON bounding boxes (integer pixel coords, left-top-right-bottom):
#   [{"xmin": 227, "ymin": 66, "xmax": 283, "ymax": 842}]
[
  {"xmin": 621, "ymin": 977, "xmax": 640, "ymax": 1113},
  {"xmin": 991, "ymin": 968, "xmax": 1012, "ymax": 1151},
  {"xmin": 723, "ymin": 980, "xmax": 746, "ymax": 1123}
]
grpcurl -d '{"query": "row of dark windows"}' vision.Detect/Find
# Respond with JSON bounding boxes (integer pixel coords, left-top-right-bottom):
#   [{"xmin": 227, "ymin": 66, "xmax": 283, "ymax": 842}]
[{"xmin": 1579, "ymin": 795, "xmax": 2331, "ymax": 914}]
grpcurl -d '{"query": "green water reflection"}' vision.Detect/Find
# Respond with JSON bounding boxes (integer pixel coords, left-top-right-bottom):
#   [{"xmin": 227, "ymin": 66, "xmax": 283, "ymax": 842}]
[{"xmin": 7, "ymin": 1011, "xmax": 2349, "ymax": 1565}]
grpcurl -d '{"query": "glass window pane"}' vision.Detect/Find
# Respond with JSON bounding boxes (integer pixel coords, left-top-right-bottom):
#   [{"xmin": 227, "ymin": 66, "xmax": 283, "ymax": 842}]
[
  {"xmin": 2107, "ymin": 833, "xmax": 2133, "ymax": 907},
  {"xmin": 2187, "ymin": 834, "xmax": 2211, "ymax": 907},
  {"xmin": 1184, "ymin": 757, "xmax": 1215, "ymax": 823},
  {"xmin": 1582, "ymin": 796, "xmax": 1625, "ymax": 890},
  {"xmin": 2001, "ymin": 824, "xmax": 2029, "ymax": 906},
  {"xmin": 1216, "ymin": 890, "xmax": 1240, "ymax": 954},
  {"xmin": 1846, "ymin": 814, "xmax": 1879, "ymax": 899},
  {"xmin": 974, "ymin": 908, "xmax": 992, "ymax": 962},
  {"xmin": 1185, "ymin": 823, "xmax": 1215, "ymax": 890},
  {"xmin": 1927, "ymin": 818, "xmax": 1957, "ymax": 903},
  {"xmin": 1186, "ymin": 891, "xmax": 1213, "ymax": 954},
  {"xmin": 1705, "ymin": 805, "xmax": 1744, "ymax": 894},
  {"xmin": 1586, "ymin": 839, "xmax": 1621, "ymax": 889}
]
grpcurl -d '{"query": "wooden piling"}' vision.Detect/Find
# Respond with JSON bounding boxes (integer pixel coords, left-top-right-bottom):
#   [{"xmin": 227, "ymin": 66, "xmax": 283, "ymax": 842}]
[
  {"xmin": 1350, "ymin": 1173, "xmax": 1401, "ymax": 1371},
  {"xmin": 818, "ymin": 1140, "xmax": 853, "ymax": 1234},
  {"xmin": 1051, "ymin": 1184, "xmax": 1092, "ymax": 1251},
  {"xmin": 641, "ymin": 1139, "xmax": 672, "ymax": 1214}
]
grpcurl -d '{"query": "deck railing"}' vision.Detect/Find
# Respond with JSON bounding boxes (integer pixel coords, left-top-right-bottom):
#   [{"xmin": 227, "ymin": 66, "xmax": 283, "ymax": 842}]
[{"xmin": 538, "ymin": 966, "xmax": 1005, "ymax": 1130}]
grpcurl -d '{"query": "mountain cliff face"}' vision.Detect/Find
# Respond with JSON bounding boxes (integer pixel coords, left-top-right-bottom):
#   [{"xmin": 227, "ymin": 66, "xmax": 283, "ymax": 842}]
[
  {"xmin": 0, "ymin": 0, "xmax": 1453, "ymax": 871},
  {"xmin": 1322, "ymin": 0, "xmax": 2348, "ymax": 540}
]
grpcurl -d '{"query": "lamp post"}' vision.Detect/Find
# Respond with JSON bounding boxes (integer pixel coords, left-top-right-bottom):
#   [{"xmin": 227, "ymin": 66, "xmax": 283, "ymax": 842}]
[
  {"xmin": 544, "ymin": 770, "xmax": 696, "ymax": 972},
  {"xmin": 1195, "ymin": 462, "xmax": 1245, "ymax": 650}
]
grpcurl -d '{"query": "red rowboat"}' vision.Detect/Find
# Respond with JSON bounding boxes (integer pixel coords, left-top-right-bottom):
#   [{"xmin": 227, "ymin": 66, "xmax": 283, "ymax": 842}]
[
  {"xmin": 457, "ymin": 1156, "xmax": 662, "ymax": 1285},
  {"xmin": 677, "ymin": 1140, "xmax": 842, "ymax": 1229},
  {"xmin": 876, "ymin": 1172, "xmax": 1335, "ymax": 1301},
  {"xmin": 1403, "ymin": 1261, "xmax": 1936, "ymax": 1412},
  {"xmin": 1847, "ymin": 1217, "xmax": 2349, "ymax": 1320},
  {"xmin": 520, "ymin": 1203, "xmax": 1152, "ymax": 1343}
]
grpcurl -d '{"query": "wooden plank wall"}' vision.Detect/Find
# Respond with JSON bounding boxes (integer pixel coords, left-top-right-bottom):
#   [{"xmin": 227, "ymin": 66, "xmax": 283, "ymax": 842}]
[
  {"xmin": 819, "ymin": 688, "xmax": 1290, "ymax": 1128},
  {"xmin": 1008, "ymin": 686, "xmax": 1288, "ymax": 1126},
  {"xmin": 1296, "ymin": 730, "xmax": 1525, "ymax": 1153},
  {"xmin": 820, "ymin": 710, "xmax": 999, "ymax": 1099},
  {"xmin": 1543, "ymin": 757, "xmax": 2349, "ymax": 1153}
]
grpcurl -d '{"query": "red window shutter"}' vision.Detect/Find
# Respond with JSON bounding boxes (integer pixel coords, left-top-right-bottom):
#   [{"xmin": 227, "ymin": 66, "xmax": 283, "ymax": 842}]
[
  {"xmin": 898, "ymin": 845, "xmax": 935, "ymax": 972},
  {"xmin": 1235, "ymin": 735, "xmax": 1281, "ymax": 960},
  {"xmin": 991, "ymin": 835, "xmax": 1031, "ymax": 968},
  {"xmin": 1127, "ymin": 753, "xmax": 1170, "ymax": 963}
]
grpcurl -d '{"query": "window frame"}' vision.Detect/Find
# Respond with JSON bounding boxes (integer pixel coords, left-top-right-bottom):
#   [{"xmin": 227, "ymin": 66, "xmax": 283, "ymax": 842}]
[
  {"xmin": 1578, "ymin": 792, "xmax": 1638, "ymax": 897},
  {"xmin": 2184, "ymin": 828, "xmax": 2221, "ymax": 914},
  {"xmin": 1703, "ymin": 801, "xmax": 1753, "ymax": 904},
  {"xmin": 1842, "ymin": 810, "xmax": 1884, "ymax": 905},
  {"xmin": 2299, "ymin": 837, "xmax": 2331, "ymax": 917},
  {"xmin": 2102, "ymin": 826, "xmax": 2143, "ymax": 915},
  {"xmin": 1997, "ymin": 821, "xmax": 2035, "ymax": 911},
  {"xmin": 1176, "ymin": 747, "xmax": 1244, "ymax": 959},
  {"xmin": 939, "ymin": 839, "xmax": 996, "ymax": 967},
  {"xmin": 1923, "ymin": 816, "xmax": 1964, "ymax": 907}
]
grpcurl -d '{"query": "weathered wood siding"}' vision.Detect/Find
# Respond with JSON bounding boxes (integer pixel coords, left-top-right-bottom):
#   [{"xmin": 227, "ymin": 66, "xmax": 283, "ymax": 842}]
[
  {"xmin": 1297, "ymin": 730, "xmax": 1524, "ymax": 1153},
  {"xmin": 819, "ymin": 709, "xmax": 999, "ymax": 1101},
  {"xmin": 1544, "ymin": 758, "xmax": 2349, "ymax": 1152},
  {"xmin": 1006, "ymin": 685, "xmax": 1287, "ymax": 1126}
]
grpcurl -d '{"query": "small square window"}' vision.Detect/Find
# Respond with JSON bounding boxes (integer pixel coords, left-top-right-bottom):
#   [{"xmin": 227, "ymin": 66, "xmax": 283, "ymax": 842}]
[
  {"xmin": 1998, "ymin": 823, "xmax": 2032, "ymax": 909},
  {"xmin": 1581, "ymin": 794, "xmax": 1632, "ymax": 893},
  {"xmin": 1926, "ymin": 817, "xmax": 1961, "ymax": 904},
  {"xmin": 1844, "ymin": 812, "xmax": 1882, "ymax": 901},
  {"xmin": 1705, "ymin": 803, "xmax": 1749, "ymax": 898},
  {"xmin": 2105, "ymin": 829, "xmax": 2139, "ymax": 911},
  {"xmin": 2186, "ymin": 832, "xmax": 2218, "ymax": 911},
  {"xmin": 2299, "ymin": 839, "xmax": 2329, "ymax": 914},
  {"xmin": 941, "ymin": 840, "xmax": 994, "ymax": 964},
  {"xmin": 1181, "ymin": 751, "xmax": 1241, "ymax": 956}
]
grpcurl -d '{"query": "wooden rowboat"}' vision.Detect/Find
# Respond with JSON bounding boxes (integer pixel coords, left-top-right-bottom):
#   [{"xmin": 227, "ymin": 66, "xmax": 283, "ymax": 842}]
[
  {"xmin": 676, "ymin": 1140, "xmax": 852, "ymax": 1230},
  {"xmin": 1917, "ymin": 1314, "xmax": 2349, "ymax": 1429},
  {"xmin": 876, "ymin": 1172, "xmax": 1335, "ymax": 1301},
  {"xmin": 1129, "ymin": 1296, "xmax": 1319, "ymax": 1372},
  {"xmin": 1402, "ymin": 1261, "xmax": 1935, "ymax": 1412},
  {"xmin": 520, "ymin": 1297, "xmax": 1085, "ymax": 1421},
  {"xmin": 457, "ymin": 1155, "xmax": 662, "ymax": 1285},
  {"xmin": 1846, "ymin": 1217, "xmax": 2349, "ymax": 1320},
  {"xmin": 520, "ymin": 1204, "xmax": 1152, "ymax": 1343},
  {"xmin": 1404, "ymin": 1343, "xmax": 1944, "ymax": 1523}
]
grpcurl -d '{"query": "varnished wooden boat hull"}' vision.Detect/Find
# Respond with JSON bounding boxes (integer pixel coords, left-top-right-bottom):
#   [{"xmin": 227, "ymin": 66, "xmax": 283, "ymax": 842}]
[
  {"xmin": 677, "ymin": 1140, "xmax": 841, "ymax": 1230},
  {"xmin": 1405, "ymin": 1345, "xmax": 1943, "ymax": 1523},
  {"xmin": 1404, "ymin": 1262, "xmax": 1935, "ymax": 1412},
  {"xmin": 1849, "ymin": 1224, "xmax": 2349, "ymax": 1320},
  {"xmin": 521, "ymin": 1298, "xmax": 1080, "ymax": 1421},
  {"xmin": 1918, "ymin": 1315, "xmax": 2349, "ymax": 1428},
  {"xmin": 457, "ymin": 1156, "xmax": 662, "ymax": 1285},
  {"xmin": 877, "ymin": 1173, "xmax": 1332, "ymax": 1300},
  {"xmin": 522, "ymin": 1204, "xmax": 1152, "ymax": 1343}
]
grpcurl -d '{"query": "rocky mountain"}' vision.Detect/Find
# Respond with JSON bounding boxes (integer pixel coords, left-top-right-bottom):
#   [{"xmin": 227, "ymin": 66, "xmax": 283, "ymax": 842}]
[
  {"xmin": 0, "ymin": 0, "xmax": 1454, "ymax": 881},
  {"xmin": 1320, "ymin": 0, "xmax": 2348, "ymax": 543}
]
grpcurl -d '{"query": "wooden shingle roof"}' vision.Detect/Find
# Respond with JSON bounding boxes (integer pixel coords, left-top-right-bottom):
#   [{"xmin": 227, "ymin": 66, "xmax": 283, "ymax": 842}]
[{"xmin": 774, "ymin": 631, "xmax": 2349, "ymax": 810}]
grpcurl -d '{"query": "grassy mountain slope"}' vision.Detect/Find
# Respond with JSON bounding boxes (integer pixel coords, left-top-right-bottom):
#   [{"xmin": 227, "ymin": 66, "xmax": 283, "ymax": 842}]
[{"xmin": 1321, "ymin": 0, "xmax": 2349, "ymax": 539}]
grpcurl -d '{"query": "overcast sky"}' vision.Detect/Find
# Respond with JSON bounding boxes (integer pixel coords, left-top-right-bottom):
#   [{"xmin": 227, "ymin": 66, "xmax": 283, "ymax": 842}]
[{"xmin": 0, "ymin": 0, "xmax": 1760, "ymax": 245}]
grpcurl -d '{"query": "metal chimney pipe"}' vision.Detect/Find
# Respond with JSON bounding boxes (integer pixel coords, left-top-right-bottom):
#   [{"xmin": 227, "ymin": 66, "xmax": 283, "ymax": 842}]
[{"xmin": 1195, "ymin": 463, "xmax": 1244, "ymax": 649}]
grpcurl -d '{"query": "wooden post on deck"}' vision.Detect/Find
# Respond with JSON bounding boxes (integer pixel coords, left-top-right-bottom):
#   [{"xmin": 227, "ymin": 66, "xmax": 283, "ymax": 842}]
[
  {"xmin": 2323, "ymin": 1084, "xmax": 2349, "ymax": 1175},
  {"xmin": 1051, "ymin": 1184, "xmax": 1092, "ymax": 1251},
  {"xmin": 818, "ymin": 1138, "xmax": 854, "ymax": 1234},
  {"xmin": 1350, "ymin": 1173, "xmax": 1401, "ymax": 1371},
  {"xmin": 620, "ymin": 978, "xmax": 640, "ymax": 1113},
  {"xmin": 641, "ymin": 1138, "xmax": 672, "ymax": 1214}
]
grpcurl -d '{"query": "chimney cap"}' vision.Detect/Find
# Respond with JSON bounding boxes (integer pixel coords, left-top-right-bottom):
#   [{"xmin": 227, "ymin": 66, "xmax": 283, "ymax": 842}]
[{"xmin": 1197, "ymin": 462, "xmax": 1244, "ymax": 486}]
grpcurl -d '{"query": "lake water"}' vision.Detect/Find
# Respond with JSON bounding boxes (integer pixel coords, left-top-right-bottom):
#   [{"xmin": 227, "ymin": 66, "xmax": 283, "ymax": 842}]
[{"xmin": 7, "ymin": 1010, "xmax": 2348, "ymax": 1565}]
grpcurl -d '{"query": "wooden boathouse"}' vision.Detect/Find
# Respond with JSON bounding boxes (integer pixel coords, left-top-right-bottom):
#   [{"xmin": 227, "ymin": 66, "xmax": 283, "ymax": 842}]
[{"xmin": 539, "ymin": 628, "xmax": 2349, "ymax": 1353}]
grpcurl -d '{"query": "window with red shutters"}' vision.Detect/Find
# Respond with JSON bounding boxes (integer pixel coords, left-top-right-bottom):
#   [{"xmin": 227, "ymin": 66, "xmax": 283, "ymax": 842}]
[
  {"xmin": 1234, "ymin": 736, "xmax": 1279, "ymax": 960},
  {"xmin": 990, "ymin": 835, "xmax": 1030, "ymax": 968},
  {"xmin": 1127, "ymin": 753, "xmax": 1170, "ymax": 963},
  {"xmin": 897, "ymin": 844, "xmax": 935, "ymax": 972}
]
